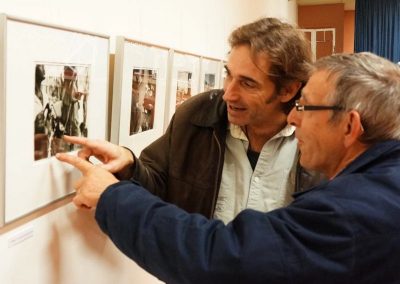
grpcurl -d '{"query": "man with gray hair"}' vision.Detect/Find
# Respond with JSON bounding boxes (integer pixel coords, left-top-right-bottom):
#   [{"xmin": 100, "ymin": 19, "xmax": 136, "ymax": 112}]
[{"xmin": 58, "ymin": 52, "xmax": 400, "ymax": 283}]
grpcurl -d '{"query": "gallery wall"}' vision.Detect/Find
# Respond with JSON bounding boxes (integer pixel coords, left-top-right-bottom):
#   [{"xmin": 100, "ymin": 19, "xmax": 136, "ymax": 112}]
[
  {"xmin": 343, "ymin": 10, "xmax": 355, "ymax": 53},
  {"xmin": 0, "ymin": 0, "xmax": 297, "ymax": 283},
  {"xmin": 298, "ymin": 3, "xmax": 345, "ymax": 54}
]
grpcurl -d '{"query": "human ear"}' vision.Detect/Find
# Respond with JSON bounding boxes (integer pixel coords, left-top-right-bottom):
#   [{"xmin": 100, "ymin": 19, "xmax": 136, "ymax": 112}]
[
  {"xmin": 343, "ymin": 110, "xmax": 364, "ymax": 148},
  {"xmin": 278, "ymin": 81, "xmax": 302, "ymax": 103}
]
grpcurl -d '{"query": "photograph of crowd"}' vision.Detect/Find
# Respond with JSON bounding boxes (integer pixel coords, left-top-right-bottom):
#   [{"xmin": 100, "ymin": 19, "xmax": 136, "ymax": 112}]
[
  {"xmin": 130, "ymin": 68, "xmax": 157, "ymax": 135},
  {"xmin": 34, "ymin": 63, "xmax": 90, "ymax": 161},
  {"xmin": 204, "ymin": 73, "xmax": 215, "ymax": 92},
  {"xmin": 175, "ymin": 71, "xmax": 192, "ymax": 108}
]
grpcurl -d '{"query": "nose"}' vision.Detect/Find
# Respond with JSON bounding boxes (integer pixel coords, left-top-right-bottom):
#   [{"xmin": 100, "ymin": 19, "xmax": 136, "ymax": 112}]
[
  {"xmin": 222, "ymin": 78, "xmax": 239, "ymax": 101},
  {"xmin": 287, "ymin": 107, "xmax": 301, "ymax": 127}
]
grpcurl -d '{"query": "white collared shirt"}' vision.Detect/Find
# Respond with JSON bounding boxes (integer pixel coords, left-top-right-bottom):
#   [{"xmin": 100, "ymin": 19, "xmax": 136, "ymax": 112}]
[{"xmin": 213, "ymin": 124, "xmax": 298, "ymax": 224}]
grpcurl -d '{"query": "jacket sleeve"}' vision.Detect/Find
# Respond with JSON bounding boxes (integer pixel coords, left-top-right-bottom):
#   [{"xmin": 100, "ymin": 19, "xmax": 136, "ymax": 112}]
[
  {"xmin": 95, "ymin": 181, "xmax": 354, "ymax": 284},
  {"xmin": 117, "ymin": 90, "xmax": 225, "ymax": 204},
  {"xmin": 118, "ymin": 115, "xmax": 176, "ymax": 199}
]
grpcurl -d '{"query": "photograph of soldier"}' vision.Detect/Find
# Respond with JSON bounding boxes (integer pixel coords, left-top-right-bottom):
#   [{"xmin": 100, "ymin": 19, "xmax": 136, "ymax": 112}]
[
  {"xmin": 130, "ymin": 68, "xmax": 157, "ymax": 135},
  {"xmin": 33, "ymin": 63, "xmax": 90, "ymax": 161},
  {"xmin": 175, "ymin": 71, "xmax": 192, "ymax": 108}
]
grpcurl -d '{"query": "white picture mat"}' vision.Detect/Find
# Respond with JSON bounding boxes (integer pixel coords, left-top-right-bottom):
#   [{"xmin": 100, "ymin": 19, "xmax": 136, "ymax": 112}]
[
  {"xmin": 113, "ymin": 39, "xmax": 168, "ymax": 156},
  {"xmin": 199, "ymin": 57, "xmax": 221, "ymax": 93},
  {"xmin": 4, "ymin": 19, "xmax": 109, "ymax": 222},
  {"xmin": 219, "ymin": 60, "xmax": 227, "ymax": 89},
  {"xmin": 166, "ymin": 51, "xmax": 200, "ymax": 124}
]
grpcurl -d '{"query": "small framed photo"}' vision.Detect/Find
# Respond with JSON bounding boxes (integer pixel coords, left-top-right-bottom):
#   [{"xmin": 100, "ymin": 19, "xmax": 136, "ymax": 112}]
[
  {"xmin": 111, "ymin": 37, "xmax": 168, "ymax": 156},
  {"xmin": 219, "ymin": 60, "xmax": 227, "ymax": 89},
  {"xmin": 199, "ymin": 57, "xmax": 221, "ymax": 93},
  {"xmin": 0, "ymin": 14, "xmax": 109, "ymax": 225},
  {"xmin": 165, "ymin": 50, "xmax": 200, "ymax": 125}
]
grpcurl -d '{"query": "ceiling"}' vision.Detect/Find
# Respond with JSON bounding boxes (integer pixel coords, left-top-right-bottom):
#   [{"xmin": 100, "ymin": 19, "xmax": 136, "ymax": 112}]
[{"xmin": 296, "ymin": 0, "xmax": 355, "ymax": 10}]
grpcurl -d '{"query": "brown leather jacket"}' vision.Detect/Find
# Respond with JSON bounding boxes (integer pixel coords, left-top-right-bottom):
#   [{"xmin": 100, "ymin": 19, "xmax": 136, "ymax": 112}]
[{"xmin": 125, "ymin": 90, "xmax": 322, "ymax": 218}]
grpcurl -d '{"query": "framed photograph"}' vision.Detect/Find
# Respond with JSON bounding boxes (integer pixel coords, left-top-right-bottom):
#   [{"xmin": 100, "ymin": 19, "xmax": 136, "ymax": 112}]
[
  {"xmin": 199, "ymin": 57, "xmax": 221, "ymax": 93},
  {"xmin": 219, "ymin": 60, "xmax": 227, "ymax": 89},
  {"xmin": 0, "ymin": 14, "xmax": 109, "ymax": 225},
  {"xmin": 165, "ymin": 50, "xmax": 200, "ymax": 126},
  {"xmin": 111, "ymin": 37, "xmax": 168, "ymax": 156}
]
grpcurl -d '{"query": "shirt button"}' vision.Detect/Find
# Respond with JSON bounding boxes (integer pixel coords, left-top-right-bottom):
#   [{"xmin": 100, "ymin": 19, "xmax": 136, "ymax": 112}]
[{"xmin": 254, "ymin": 177, "xmax": 260, "ymax": 183}]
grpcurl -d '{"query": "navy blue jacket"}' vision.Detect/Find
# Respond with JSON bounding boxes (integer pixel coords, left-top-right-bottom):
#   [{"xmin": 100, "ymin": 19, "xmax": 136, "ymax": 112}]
[{"xmin": 95, "ymin": 140, "xmax": 400, "ymax": 284}]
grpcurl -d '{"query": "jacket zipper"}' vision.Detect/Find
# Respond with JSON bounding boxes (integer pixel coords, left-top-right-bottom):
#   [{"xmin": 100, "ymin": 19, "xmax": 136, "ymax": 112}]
[{"xmin": 210, "ymin": 129, "xmax": 222, "ymax": 218}]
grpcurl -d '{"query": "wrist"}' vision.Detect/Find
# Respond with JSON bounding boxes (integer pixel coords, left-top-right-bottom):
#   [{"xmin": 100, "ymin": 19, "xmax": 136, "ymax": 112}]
[
  {"xmin": 114, "ymin": 146, "xmax": 135, "ymax": 180},
  {"xmin": 122, "ymin": 146, "xmax": 135, "ymax": 166}
]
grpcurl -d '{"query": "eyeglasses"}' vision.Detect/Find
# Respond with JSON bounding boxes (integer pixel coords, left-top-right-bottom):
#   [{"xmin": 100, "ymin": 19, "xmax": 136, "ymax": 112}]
[{"xmin": 295, "ymin": 100, "xmax": 344, "ymax": 112}]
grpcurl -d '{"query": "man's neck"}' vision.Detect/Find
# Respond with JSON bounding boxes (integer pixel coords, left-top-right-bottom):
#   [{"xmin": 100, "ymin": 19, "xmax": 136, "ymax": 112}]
[
  {"xmin": 327, "ymin": 143, "xmax": 370, "ymax": 180},
  {"xmin": 242, "ymin": 121, "xmax": 288, "ymax": 152}
]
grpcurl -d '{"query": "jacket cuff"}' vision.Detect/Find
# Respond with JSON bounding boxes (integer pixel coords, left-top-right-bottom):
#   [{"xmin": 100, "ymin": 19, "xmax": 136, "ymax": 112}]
[{"xmin": 114, "ymin": 147, "xmax": 137, "ymax": 180}]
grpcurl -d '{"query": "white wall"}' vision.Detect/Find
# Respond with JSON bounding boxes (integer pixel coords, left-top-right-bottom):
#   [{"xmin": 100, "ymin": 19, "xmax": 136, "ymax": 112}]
[
  {"xmin": 0, "ymin": 1, "xmax": 296, "ymax": 283},
  {"xmin": 0, "ymin": 0, "xmax": 296, "ymax": 57},
  {"xmin": 257, "ymin": 0, "xmax": 298, "ymax": 24}
]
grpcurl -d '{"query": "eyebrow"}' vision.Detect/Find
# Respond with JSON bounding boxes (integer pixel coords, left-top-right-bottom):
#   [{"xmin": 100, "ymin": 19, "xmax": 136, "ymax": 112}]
[
  {"xmin": 224, "ymin": 65, "xmax": 261, "ymax": 86},
  {"xmin": 300, "ymin": 89, "xmax": 309, "ymax": 103},
  {"xmin": 223, "ymin": 65, "xmax": 229, "ymax": 74}
]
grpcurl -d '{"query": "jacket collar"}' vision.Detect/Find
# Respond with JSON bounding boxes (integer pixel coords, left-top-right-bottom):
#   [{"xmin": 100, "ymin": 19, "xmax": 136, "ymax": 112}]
[
  {"xmin": 293, "ymin": 140, "xmax": 400, "ymax": 197},
  {"xmin": 190, "ymin": 89, "xmax": 227, "ymax": 127},
  {"xmin": 337, "ymin": 140, "xmax": 400, "ymax": 176}
]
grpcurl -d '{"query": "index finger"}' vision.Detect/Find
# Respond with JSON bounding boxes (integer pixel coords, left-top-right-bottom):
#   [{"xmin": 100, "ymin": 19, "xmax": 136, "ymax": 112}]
[
  {"xmin": 63, "ymin": 135, "xmax": 90, "ymax": 147},
  {"xmin": 56, "ymin": 153, "xmax": 93, "ymax": 174},
  {"xmin": 63, "ymin": 135, "xmax": 107, "ymax": 153}
]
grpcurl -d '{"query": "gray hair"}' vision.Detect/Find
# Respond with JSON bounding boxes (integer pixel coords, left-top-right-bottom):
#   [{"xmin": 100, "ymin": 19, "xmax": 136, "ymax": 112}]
[{"xmin": 313, "ymin": 52, "xmax": 400, "ymax": 144}]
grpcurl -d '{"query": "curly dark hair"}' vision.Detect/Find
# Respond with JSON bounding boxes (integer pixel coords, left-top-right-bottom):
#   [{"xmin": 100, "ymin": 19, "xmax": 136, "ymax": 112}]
[{"xmin": 229, "ymin": 17, "xmax": 312, "ymax": 113}]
